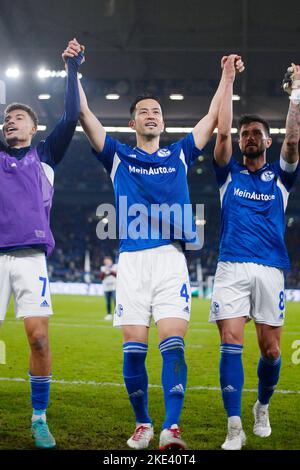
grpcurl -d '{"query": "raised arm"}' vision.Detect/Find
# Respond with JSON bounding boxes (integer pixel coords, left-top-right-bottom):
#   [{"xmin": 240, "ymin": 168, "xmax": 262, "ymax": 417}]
[
  {"xmin": 214, "ymin": 55, "xmax": 241, "ymax": 166},
  {"xmin": 192, "ymin": 55, "xmax": 244, "ymax": 151},
  {"xmin": 62, "ymin": 39, "xmax": 106, "ymax": 153},
  {"xmin": 281, "ymin": 63, "xmax": 300, "ymax": 165},
  {"xmin": 37, "ymin": 40, "xmax": 83, "ymax": 166}
]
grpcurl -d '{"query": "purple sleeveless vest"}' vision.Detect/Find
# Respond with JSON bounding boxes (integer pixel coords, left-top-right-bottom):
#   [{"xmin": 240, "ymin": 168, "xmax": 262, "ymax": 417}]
[{"xmin": 0, "ymin": 147, "xmax": 55, "ymax": 256}]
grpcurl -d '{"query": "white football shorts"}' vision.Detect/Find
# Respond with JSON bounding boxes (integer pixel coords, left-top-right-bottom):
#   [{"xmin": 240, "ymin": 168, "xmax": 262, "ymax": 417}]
[
  {"xmin": 114, "ymin": 243, "xmax": 191, "ymax": 327},
  {"xmin": 209, "ymin": 261, "xmax": 285, "ymax": 326},
  {"xmin": 0, "ymin": 249, "xmax": 53, "ymax": 321}
]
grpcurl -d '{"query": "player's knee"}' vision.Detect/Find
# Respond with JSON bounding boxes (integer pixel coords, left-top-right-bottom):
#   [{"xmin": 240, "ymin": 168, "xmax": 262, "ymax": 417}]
[
  {"xmin": 29, "ymin": 331, "xmax": 49, "ymax": 353},
  {"xmin": 263, "ymin": 345, "xmax": 281, "ymax": 360}
]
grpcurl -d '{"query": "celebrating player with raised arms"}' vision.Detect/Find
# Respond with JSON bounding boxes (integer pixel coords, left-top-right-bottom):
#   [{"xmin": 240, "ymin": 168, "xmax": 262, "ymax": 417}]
[
  {"xmin": 210, "ymin": 59, "xmax": 300, "ymax": 450},
  {"xmin": 0, "ymin": 40, "xmax": 83, "ymax": 448},
  {"xmin": 63, "ymin": 39, "xmax": 244, "ymax": 450}
]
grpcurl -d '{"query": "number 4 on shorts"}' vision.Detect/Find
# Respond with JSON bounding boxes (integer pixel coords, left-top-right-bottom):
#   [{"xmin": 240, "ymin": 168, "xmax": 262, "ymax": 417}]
[{"xmin": 180, "ymin": 283, "xmax": 189, "ymax": 303}]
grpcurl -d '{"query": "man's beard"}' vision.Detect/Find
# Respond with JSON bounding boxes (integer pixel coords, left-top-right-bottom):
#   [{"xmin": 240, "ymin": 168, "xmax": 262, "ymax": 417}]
[
  {"xmin": 243, "ymin": 145, "xmax": 264, "ymax": 159},
  {"xmin": 142, "ymin": 131, "xmax": 159, "ymax": 141}
]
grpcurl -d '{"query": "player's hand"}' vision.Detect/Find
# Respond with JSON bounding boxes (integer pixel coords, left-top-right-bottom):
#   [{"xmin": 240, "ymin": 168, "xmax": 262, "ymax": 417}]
[
  {"xmin": 221, "ymin": 54, "xmax": 245, "ymax": 81},
  {"xmin": 62, "ymin": 38, "xmax": 85, "ymax": 66},
  {"xmin": 282, "ymin": 63, "xmax": 300, "ymax": 95}
]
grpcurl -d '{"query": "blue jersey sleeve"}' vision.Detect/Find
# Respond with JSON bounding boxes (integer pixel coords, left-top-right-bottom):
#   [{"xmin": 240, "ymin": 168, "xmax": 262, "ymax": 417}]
[
  {"xmin": 179, "ymin": 133, "xmax": 202, "ymax": 168},
  {"xmin": 36, "ymin": 55, "xmax": 81, "ymax": 169},
  {"xmin": 92, "ymin": 134, "xmax": 119, "ymax": 173},
  {"xmin": 272, "ymin": 159, "xmax": 299, "ymax": 192},
  {"xmin": 213, "ymin": 156, "xmax": 235, "ymax": 187}
]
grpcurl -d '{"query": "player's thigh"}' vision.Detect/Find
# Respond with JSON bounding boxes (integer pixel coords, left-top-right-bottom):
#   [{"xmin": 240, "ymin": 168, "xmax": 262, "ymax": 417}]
[
  {"xmin": 114, "ymin": 251, "xmax": 152, "ymax": 327},
  {"xmin": 209, "ymin": 262, "xmax": 251, "ymax": 323},
  {"xmin": 251, "ymin": 265, "xmax": 285, "ymax": 326},
  {"xmin": 0, "ymin": 254, "xmax": 13, "ymax": 322},
  {"xmin": 10, "ymin": 249, "xmax": 53, "ymax": 319},
  {"xmin": 152, "ymin": 244, "xmax": 191, "ymax": 324}
]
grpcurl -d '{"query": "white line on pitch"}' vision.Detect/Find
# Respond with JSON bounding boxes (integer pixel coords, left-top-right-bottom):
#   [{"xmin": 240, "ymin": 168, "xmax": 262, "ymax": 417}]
[{"xmin": 0, "ymin": 377, "xmax": 299, "ymax": 394}]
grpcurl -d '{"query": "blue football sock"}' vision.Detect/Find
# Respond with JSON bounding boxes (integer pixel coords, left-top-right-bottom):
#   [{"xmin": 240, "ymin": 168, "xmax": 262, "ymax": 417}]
[
  {"xmin": 257, "ymin": 354, "xmax": 281, "ymax": 405},
  {"xmin": 220, "ymin": 344, "xmax": 244, "ymax": 417},
  {"xmin": 29, "ymin": 373, "xmax": 52, "ymax": 421},
  {"xmin": 123, "ymin": 342, "xmax": 152, "ymax": 424},
  {"xmin": 159, "ymin": 336, "xmax": 187, "ymax": 429}
]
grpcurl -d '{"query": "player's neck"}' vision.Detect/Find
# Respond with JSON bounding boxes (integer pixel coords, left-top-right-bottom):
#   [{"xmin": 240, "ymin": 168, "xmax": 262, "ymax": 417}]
[
  {"xmin": 8, "ymin": 138, "xmax": 32, "ymax": 149},
  {"xmin": 243, "ymin": 154, "xmax": 266, "ymax": 172},
  {"xmin": 135, "ymin": 136, "xmax": 160, "ymax": 154}
]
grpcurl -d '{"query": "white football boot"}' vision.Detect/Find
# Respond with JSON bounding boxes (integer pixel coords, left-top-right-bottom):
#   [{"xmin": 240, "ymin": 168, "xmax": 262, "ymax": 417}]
[
  {"xmin": 253, "ymin": 400, "xmax": 272, "ymax": 437},
  {"xmin": 221, "ymin": 417, "xmax": 246, "ymax": 450},
  {"xmin": 127, "ymin": 423, "xmax": 154, "ymax": 449},
  {"xmin": 159, "ymin": 424, "xmax": 187, "ymax": 450}
]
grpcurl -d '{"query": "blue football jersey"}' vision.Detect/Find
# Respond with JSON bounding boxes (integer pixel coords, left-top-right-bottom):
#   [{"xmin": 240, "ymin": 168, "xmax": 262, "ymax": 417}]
[
  {"xmin": 93, "ymin": 133, "xmax": 201, "ymax": 252},
  {"xmin": 213, "ymin": 157, "xmax": 299, "ymax": 269}
]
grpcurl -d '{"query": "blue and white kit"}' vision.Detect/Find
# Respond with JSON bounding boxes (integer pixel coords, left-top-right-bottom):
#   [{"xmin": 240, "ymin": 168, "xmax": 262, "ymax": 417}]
[
  {"xmin": 93, "ymin": 133, "xmax": 201, "ymax": 325},
  {"xmin": 210, "ymin": 156, "xmax": 299, "ymax": 325}
]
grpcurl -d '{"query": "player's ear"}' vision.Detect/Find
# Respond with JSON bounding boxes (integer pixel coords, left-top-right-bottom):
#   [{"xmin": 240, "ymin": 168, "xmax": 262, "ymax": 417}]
[
  {"xmin": 266, "ymin": 136, "xmax": 272, "ymax": 148},
  {"xmin": 30, "ymin": 126, "xmax": 37, "ymax": 137},
  {"xmin": 128, "ymin": 119, "xmax": 136, "ymax": 130}
]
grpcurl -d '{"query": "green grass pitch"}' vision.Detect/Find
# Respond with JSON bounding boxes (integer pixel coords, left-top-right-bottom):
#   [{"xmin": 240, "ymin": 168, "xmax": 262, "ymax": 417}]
[{"xmin": 0, "ymin": 296, "xmax": 299, "ymax": 450}]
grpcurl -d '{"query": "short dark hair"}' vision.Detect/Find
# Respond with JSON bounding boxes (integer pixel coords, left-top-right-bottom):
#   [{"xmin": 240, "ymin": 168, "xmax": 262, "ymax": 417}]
[
  {"xmin": 237, "ymin": 114, "xmax": 270, "ymax": 137},
  {"xmin": 4, "ymin": 102, "xmax": 38, "ymax": 128},
  {"xmin": 129, "ymin": 93, "xmax": 161, "ymax": 118}
]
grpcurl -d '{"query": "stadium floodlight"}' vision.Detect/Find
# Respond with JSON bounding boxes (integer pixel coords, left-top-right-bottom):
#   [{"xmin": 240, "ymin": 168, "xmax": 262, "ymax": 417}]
[
  {"xmin": 37, "ymin": 68, "xmax": 51, "ymax": 79},
  {"xmin": 165, "ymin": 127, "xmax": 193, "ymax": 133},
  {"xmin": 232, "ymin": 94, "xmax": 241, "ymax": 101},
  {"xmin": 37, "ymin": 68, "xmax": 68, "ymax": 79},
  {"xmin": 169, "ymin": 94, "xmax": 184, "ymax": 101},
  {"xmin": 5, "ymin": 67, "xmax": 20, "ymax": 78},
  {"xmin": 105, "ymin": 127, "xmax": 135, "ymax": 133},
  {"xmin": 73, "ymin": 125, "xmax": 289, "ymax": 135},
  {"xmin": 38, "ymin": 94, "xmax": 51, "ymax": 100},
  {"xmin": 106, "ymin": 94, "xmax": 120, "ymax": 100},
  {"xmin": 37, "ymin": 125, "xmax": 47, "ymax": 131}
]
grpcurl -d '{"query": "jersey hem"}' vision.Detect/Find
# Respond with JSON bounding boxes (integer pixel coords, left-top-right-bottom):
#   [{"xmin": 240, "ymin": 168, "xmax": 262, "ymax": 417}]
[
  {"xmin": 119, "ymin": 240, "xmax": 174, "ymax": 253},
  {"xmin": 218, "ymin": 256, "xmax": 290, "ymax": 270}
]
